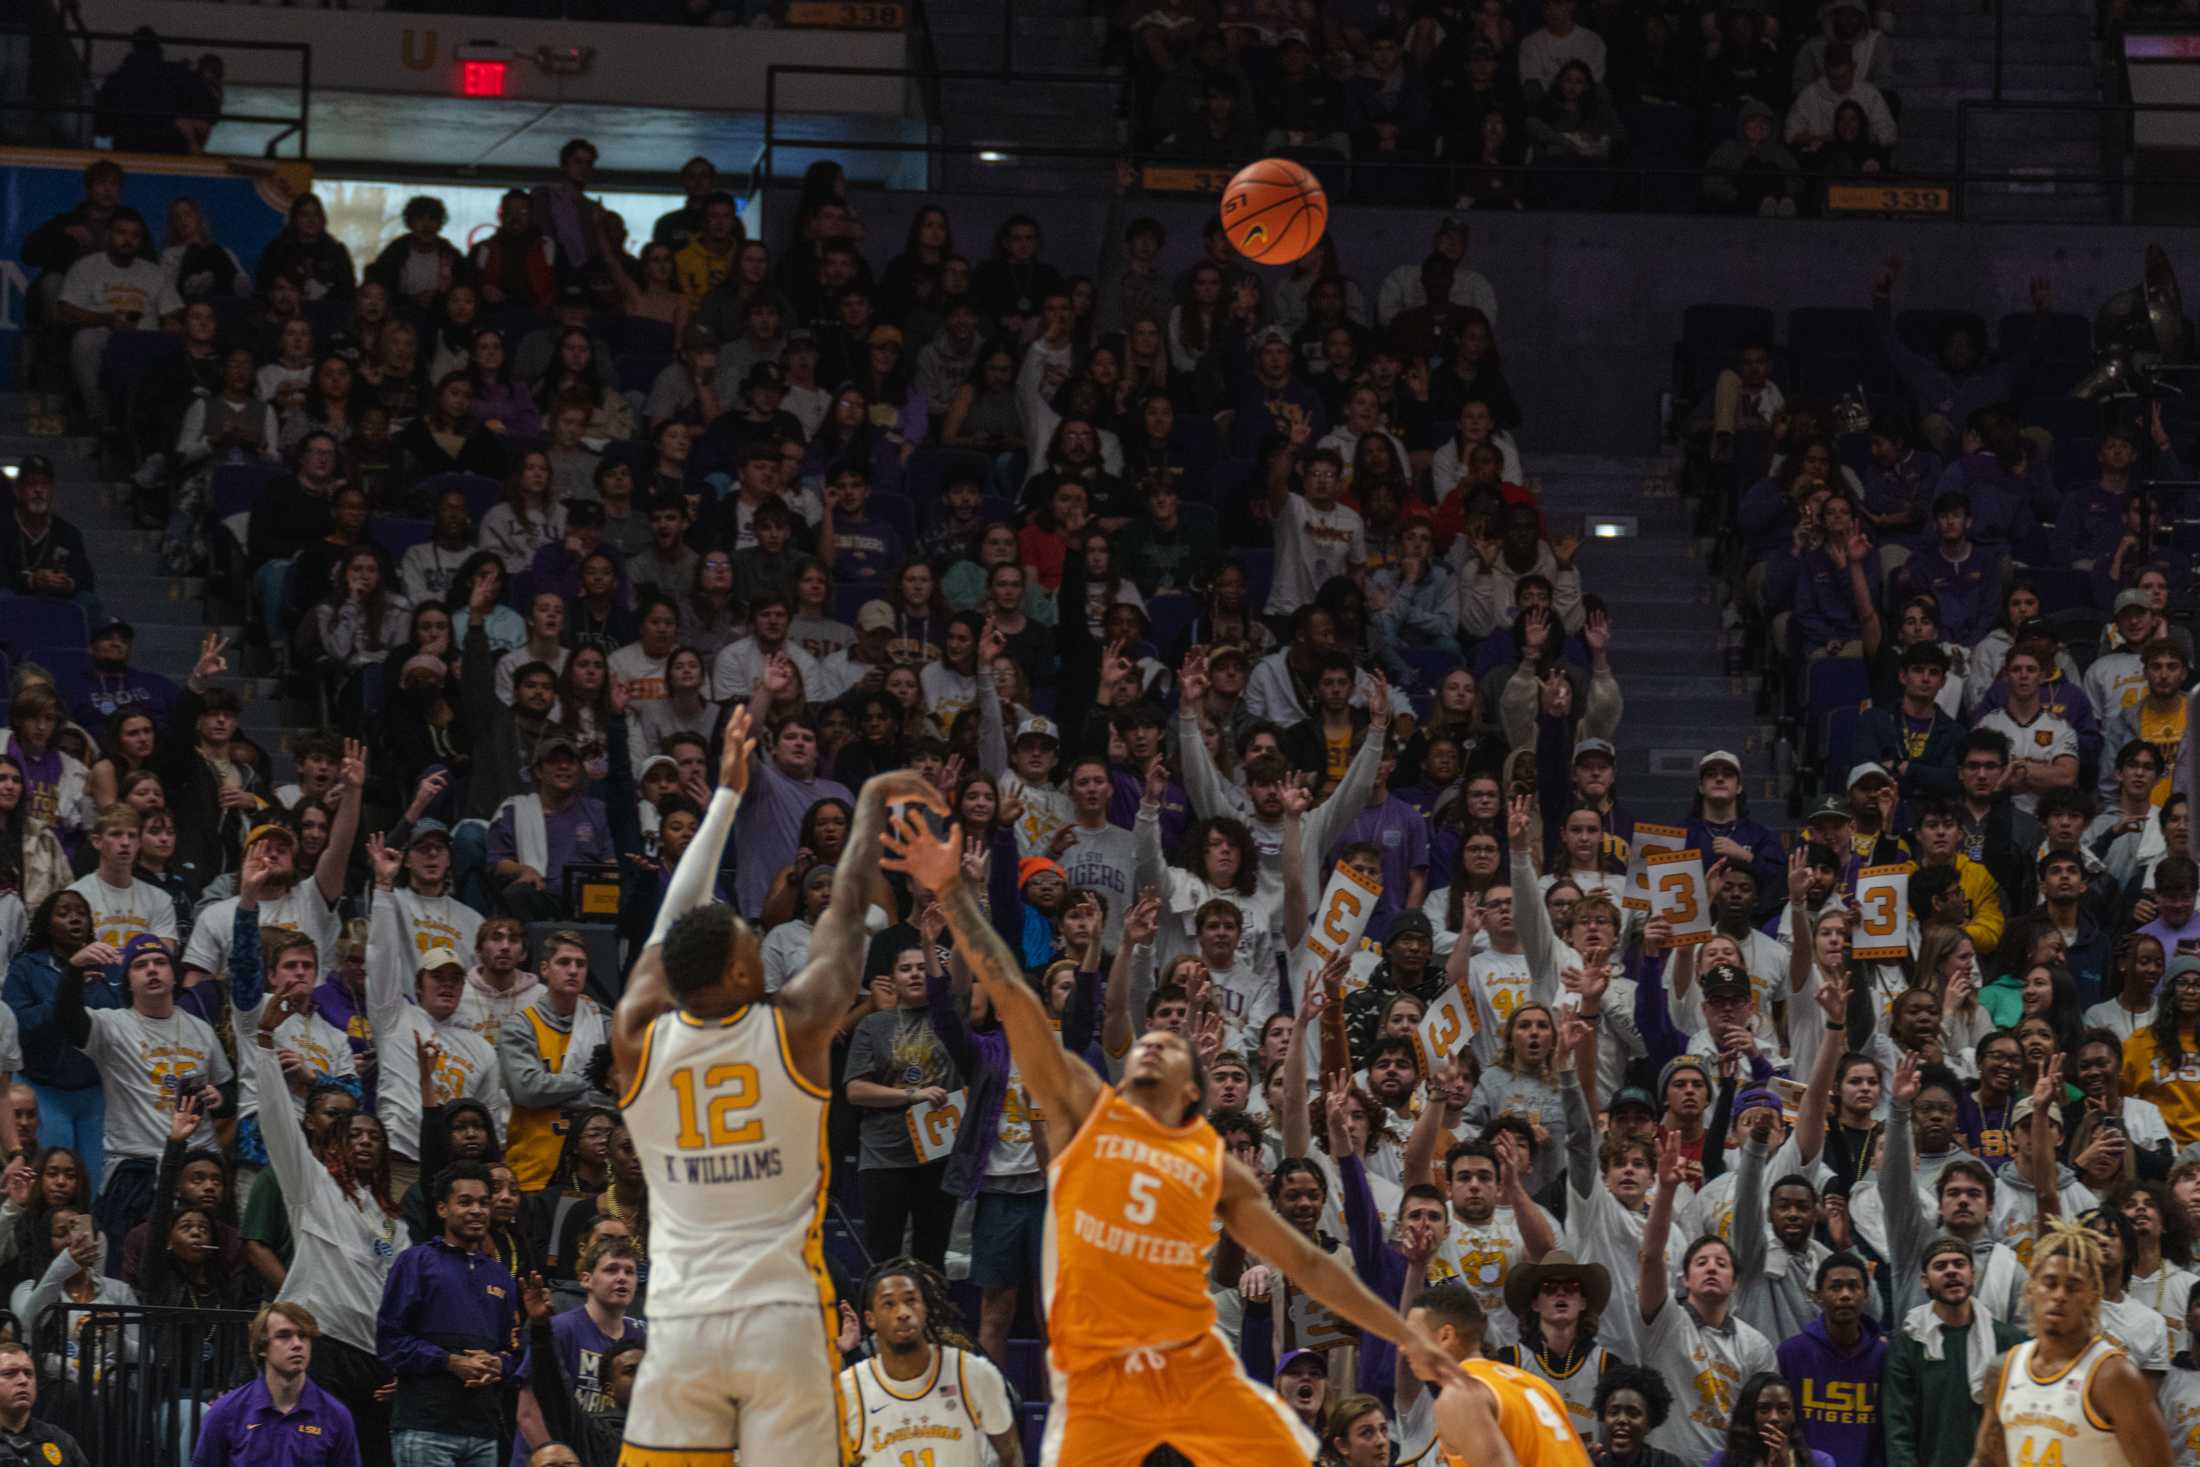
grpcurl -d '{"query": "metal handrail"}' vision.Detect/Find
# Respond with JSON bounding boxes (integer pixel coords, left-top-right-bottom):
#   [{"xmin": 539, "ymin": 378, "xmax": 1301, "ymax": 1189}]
[{"xmin": 0, "ymin": 23, "xmax": 313, "ymax": 157}]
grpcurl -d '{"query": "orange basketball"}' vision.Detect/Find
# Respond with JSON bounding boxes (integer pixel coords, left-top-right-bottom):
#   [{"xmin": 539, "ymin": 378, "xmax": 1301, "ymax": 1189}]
[{"xmin": 1220, "ymin": 158, "xmax": 1328, "ymax": 266}]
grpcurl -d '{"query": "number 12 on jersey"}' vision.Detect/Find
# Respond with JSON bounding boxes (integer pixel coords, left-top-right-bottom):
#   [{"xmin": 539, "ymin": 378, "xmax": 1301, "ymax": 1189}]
[{"xmin": 668, "ymin": 1063, "xmax": 764, "ymax": 1149}]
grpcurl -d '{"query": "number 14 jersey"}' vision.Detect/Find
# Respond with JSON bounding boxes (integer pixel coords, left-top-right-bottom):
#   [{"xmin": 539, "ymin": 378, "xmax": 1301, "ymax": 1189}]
[{"xmin": 618, "ymin": 1003, "xmax": 831, "ymax": 1320}]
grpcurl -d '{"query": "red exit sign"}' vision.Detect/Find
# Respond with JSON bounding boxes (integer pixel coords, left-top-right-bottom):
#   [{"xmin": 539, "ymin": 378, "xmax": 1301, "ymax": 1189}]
[{"xmin": 460, "ymin": 59, "xmax": 508, "ymax": 97}]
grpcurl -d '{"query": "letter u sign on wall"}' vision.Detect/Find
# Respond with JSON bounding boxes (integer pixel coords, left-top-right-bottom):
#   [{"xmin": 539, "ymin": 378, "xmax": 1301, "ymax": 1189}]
[{"xmin": 400, "ymin": 29, "xmax": 440, "ymax": 70}]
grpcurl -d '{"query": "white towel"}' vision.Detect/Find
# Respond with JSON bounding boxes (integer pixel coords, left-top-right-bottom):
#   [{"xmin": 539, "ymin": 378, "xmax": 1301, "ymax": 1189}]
[
  {"xmin": 497, "ymin": 793, "xmax": 548, "ymax": 874},
  {"xmin": 1903, "ymin": 1300, "xmax": 1997, "ymax": 1402}
]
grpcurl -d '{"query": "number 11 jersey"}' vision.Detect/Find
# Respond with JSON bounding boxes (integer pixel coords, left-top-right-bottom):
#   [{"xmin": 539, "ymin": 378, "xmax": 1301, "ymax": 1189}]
[{"xmin": 619, "ymin": 1003, "xmax": 831, "ymax": 1320}]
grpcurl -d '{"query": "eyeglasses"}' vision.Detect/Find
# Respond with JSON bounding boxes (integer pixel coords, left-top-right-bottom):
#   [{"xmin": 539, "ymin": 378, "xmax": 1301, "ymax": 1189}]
[{"xmin": 1539, "ymin": 1280, "xmax": 1582, "ymax": 1297}]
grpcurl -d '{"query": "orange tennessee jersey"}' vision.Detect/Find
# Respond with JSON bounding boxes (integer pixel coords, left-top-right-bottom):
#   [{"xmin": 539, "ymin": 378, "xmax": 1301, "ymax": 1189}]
[
  {"xmin": 1444, "ymin": 1359, "xmax": 1593, "ymax": 1467},
  {"xmin": 1043, "ymin": 1085, "xmax": 1224, "ymax": 1373}
]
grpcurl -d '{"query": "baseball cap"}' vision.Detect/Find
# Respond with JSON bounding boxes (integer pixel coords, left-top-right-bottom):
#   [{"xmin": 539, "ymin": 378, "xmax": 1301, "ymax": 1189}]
[
  {"xmin": 783, "ymin": 328, "xmax": 819, "ymax": 353},
  {"xmin": 1609, "ymin": 1085, "xmax": 1657, "ymax": 1116},
  {"xmin": 1207, "ymin": 642, "xmax": 1251, "ymax": 666},
  {"xmin": 1253, "ymin": 325, "xmax": 1292, "ymax": 349},
  {"xmin": 15, "ymin": 454, "xmax": 53, "ymax": 481},
  {"xmin": 91, "ymin": 617, "xmax": 134, "ymax": 641},
  {"xmin": 1572, "ymin": 737, "xmax": 1616, "ymax": 764},
  {"xmin": 1804, "ymin": 794, "xmax": 1853, "ymax": 824},
  {"xmin": 868, "ymin": 325, "xmax": 905, "ymax": 350},
  {"xmin": 246, "ymin": 820, "xmax": 297, "ymax": 850},
  {"xmin": 2115, "ymin": 588, "xmax": 2153, "ymax": 615},
  {"xmin": 857, "ymin": 600, "xmax": 897, "ymax": 633},
  {"xmin": 563, "ymin": 498, "xmax": 605, "ymax": 528},
  {"xmin": 2011, "ymin": 1095, "xmax": 2061, "ymax": 1129},
  {"xmin": 1735, "ymin": 1085, "xmax": 1783, "ymax": 1118},
  {"xmin": 1699, "ymin": 963, "xmax": 1752, "ymax": 1001},
  {"xmin": 745, "ymin": 362, "xmax": 788, "ymax": 392},
  {"xmin": 1277, "ymin": 1349, "xmax": 1329, "ymax": 1376},
  {"xmin": 415, "ymin": 944, "xmax": 468, "ymax": 976},
  {"xmin": 400, "ymin": 653, "xmax": 448, "ymax": 684},
  {"xmin": 534, "ymin": 735, "xmax": 582, "ymax": 765},
  {"xmin": 1846, "ymin": 762, "xmax": 1893, "ymax": 791},
  {"xmin": 1697, "ymin": 749, "xmax": 1741, "ymax": 774},
  {"xmin": 120, "ymin": 933, "xmax": 171, "ymax": 972},
  {"xmin": 1435, "ymin": 215, "xmax": 1468, "ymax": 240},
  {"xmin": 405, "ymin": 818, "xmax": 452, "ymax": 848},
  {"xmin": 1014, "ymin": 715, "xmax": 1060, "ymax": 744}
]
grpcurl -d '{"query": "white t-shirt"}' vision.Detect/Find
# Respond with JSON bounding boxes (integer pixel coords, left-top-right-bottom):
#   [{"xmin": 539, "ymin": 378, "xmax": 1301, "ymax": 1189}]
[
  {"xmin": 82, "ymin": 1005, "xmax": 232, "ymax": 1162},
  {"xmin": 65, "ymin": 872, "xmax": 177, "ymax": 950},
  {"xmin": 607, "ymin": 643, "xmax": 670, "ymax": 703},
  {"xmin": 367, "ymin": 895, "xmax": 506, "ymax": 1158},
  {"xmin": 1431, "ymin": 1204, "xmax": 1547, "ymax": 1348},
  {"xmin": 182, "ymin": 888, "xmax": 339, "ymax": 982},
  {"xmin": 1975, "ymin": 707, "xmax": 2078, "ymax": 816},
  {"xmin": 2100, "ymin": 1292, "xmax": 2171, "ymax": 1373},
  {"xmin": 1644, "ymin": 1298, "xmax": 1777, "ymax": 1461},
  {"xmin": 1266, "ymin": 494, "xmax": 1366, "ymax": 617},
  {"xmin": 760, "ymin": 917, "xmax": 811, "ymax": 994},
  {"xmin": 1464, "ymin": 948, "xmax": 1533, "ymax": 1068},
  {"xmin": 60, "ymin": 252, "xmax": 178, "ymax": 325},
  {"xmin": 386, "ymin": 887, "xmax": 483, "ymax": 969},
  {"xmin": 234, "ymin": 993, "xmax": 356, "ymax": 1126},
  {"xmin": 711, "ymin": 637, "xmax": 823, "ymax": 704},
  {"xmin": 495, "ymin": 644, "xmax": 570, "ymax": 705}
]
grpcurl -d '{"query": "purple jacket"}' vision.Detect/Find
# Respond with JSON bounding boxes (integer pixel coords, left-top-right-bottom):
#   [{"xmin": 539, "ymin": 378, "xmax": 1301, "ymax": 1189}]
[{"xmin": 375, "ymin": 1235, "xmax": 523, "ymax": 1438}]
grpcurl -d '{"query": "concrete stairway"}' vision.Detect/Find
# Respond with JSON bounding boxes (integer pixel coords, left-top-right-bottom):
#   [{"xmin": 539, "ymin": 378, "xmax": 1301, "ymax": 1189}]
[
  {"xmin": 1, "ymin": 396, "xmax": 307, "ymax": 783},
  {"xmin": 1889, "ymin": 0, "xmax": 2107, "ymax": 220},
  {"xmin": 1540, "ymin": 452, "xmax": 1781, "ymax": 820}
]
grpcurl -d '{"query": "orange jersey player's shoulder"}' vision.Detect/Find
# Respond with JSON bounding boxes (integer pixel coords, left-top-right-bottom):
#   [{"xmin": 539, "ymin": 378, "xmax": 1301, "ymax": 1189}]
[{"xmin": 1449, "ymin": 1359, "xmax": 1593, "ymax": 1467}]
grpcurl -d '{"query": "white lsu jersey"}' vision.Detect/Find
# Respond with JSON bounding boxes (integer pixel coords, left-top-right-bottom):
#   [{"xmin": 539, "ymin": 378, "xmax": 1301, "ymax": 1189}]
[
  {"xmin": 619, "ymin": 1002, "xmax": 831, "ymax": 1319},
  {"xmin": 1996, "ymin": 1336, "xmax": 2134, "ymax": 1467},
  {"xmin": 840, "ymin": 1346, "xmax": 1015, "ymax": 1467}
]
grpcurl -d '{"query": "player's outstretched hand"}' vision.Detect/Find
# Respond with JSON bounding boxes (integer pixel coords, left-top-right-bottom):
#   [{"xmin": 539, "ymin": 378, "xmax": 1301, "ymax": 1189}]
[
  {"xmin": 879, "ymin": 804, "xmax": 963, "ymax": 892},
  {"xmin": 865, "ymin": 768, "xmax": 952, "ymax": 814}
]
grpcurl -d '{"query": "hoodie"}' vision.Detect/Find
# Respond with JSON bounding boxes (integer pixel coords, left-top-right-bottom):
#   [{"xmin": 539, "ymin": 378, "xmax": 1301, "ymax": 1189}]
[
  {"xmin": 1776, "ymin": 1313, "xmax": 1888, "ymax": 1467},
  {"xmin": 1702, "ymin": 100, "xmax": 1803, "ymax": 209}
]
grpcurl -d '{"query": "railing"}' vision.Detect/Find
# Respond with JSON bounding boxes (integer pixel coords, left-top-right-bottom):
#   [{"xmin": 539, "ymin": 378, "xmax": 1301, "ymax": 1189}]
[
  {"xmin": 29, "ymin": 1302, "xmax": 258, "ymax": 1467},
  {"xmin": 0, "ymin": 25, "xmax": 312, "ymax": 158}
]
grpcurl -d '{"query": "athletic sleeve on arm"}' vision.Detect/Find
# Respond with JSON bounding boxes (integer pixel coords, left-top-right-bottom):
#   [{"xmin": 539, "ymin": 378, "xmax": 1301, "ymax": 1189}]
[{"xmin": 647, "ymin": 785, "xmax": 739, "ymax": 949}]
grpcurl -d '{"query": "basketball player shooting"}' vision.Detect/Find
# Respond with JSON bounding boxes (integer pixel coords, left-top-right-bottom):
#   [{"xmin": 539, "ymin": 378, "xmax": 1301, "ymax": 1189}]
[
  {"xmin": 878, "ymin": 805, "xmax": 1468, "ymax": 1467},
  {"xmin": 610, "ymin": 703, "xmax": 947, "ymax": 1467}
]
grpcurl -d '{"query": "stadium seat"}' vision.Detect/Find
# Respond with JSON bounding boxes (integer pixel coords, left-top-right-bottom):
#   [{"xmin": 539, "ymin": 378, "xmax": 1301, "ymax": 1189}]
[
  {"xmin": 98, "ymin": 331, "xmax": 184, "ymax": 433},
  {"xmin": 0, "ymin": 599, "xmax": 88, "ymax": 656},
  {"xmin": 213, "ymin": 463, "xmax": 283, "ymax": 520},
  {"xmin": 1675, "ymin": 303, "xmax": 1777, "ymax": 398},
  {"xmin": 1787, "ymin": 306, "xmax": 1877, "ymax": 360},
  {"xmin": 618, "ymin": 353, "xmax": 674, "ymax": 398},
  {"xmin": 2027, "ymin": 567, "xmax": 2098, "ymax": 616},
  {"xmin": 869, "ymin": 490, "xmax": 916, "ymax": 546},
  {"xmin": 1145, "ymin": 594, "xmax": 1195, "ymax": 657},
  {"xmin": 1894, "ymin": 308, "xmax": 1989, "ymax": 363},
  {"xmin": 1239, "ymin": 548, "xmax": 1275, "ymax": 608},
  {"xmin": 370, "ymin": 517, "xmax": 433, "ymax": 562}
]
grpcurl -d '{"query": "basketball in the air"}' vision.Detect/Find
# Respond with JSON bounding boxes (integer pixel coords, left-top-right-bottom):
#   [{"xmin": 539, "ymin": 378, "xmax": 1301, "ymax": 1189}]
[{"xmin": 1220, "ymin": 158, "xmax": 1328, "ymax": 265}]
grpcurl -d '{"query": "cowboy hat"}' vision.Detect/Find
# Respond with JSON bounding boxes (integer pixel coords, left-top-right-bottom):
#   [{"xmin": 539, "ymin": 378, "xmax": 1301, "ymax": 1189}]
[{"xmin": 1502, "ymin": 1249, "xmax": 1611, "ymax": 1322}]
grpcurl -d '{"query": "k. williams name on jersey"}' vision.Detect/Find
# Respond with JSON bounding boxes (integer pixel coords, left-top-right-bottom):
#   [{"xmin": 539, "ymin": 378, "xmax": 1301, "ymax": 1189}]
[{"xmin": 662, "ymin": 1145, "xmax": 784, "ymax": 1185}]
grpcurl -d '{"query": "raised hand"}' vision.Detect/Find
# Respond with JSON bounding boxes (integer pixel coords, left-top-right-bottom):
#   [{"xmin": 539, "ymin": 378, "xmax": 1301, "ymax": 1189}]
[
  {"xmin": 1521, "ymin": 605, "xmax": 1551, "ymax": 655},
  {"xmin": 916, "ymin": 901, "xmax": 947, "ymax": 947},
  {"xmin": 1890, "ymin": 1049, "xmax": 1920, "ymax": 1106},
  {"xmin": 1124, "ymin": 889, "xmax": 1162, "ymax": 947},
  {"xmin": 522, "ymin": 1271, "xmax": 553, "ymax": 1323},
  {"xmin": 719, "ymin": 702, "xmax": 756, "ymax": 797},
  {"xmin": 1583, "ymin": 608, "xmax": 1610, "ymax": 656},
  {"xmin": 1279, "ymin": 773, "xmax": 1314, "ymax": 820},
  {"xmin": 1507, "ymin": 793, "xmax": 1535, "ymax": 844},
  {"xmin": 238, "ymin": 843, "xmax": 283, "ymax": 904},
  {"xmin": 416, "ymin": 1034, "xmax": 446, "ymax": 1109},
  {"xmin": 607, "ymin": 676, "xmax": 631, "ymax": 716},
  {"xmin": 0, "ymin": 1158, "xmax": 30, "ymax": 1209},
  {"xmin": 191, "ymin": 632, "xmax": 229, "ymax": 683},
  {"xmin": 407, "ymin": 770, "xmax": 450, "ymax": 821},
  {"xmin": 1366, "ymin": 669, "xmax": 1392, "ymax": 724},
  {"xmin": 1324, "ymin": 1073, "xmax": 1355, "ymax": 1153},
  {"xmin": 340, "ymin": 739, "xmax": 369, "ymax": 791},
  {"xmin": 168, "ymin": 1090, "xmax": 204, "ymax": 1145},
  {"xmin": 878, "ymin": 804, "xmax": 964, "ymax": 893},
  {"xmin": 979, "ymin": 618, "xmax": 1008, "ymax": 664},
  {"xmin": 1655, "ymin": 1127, "xmax": 1686, "ymax": 1191},
  {"xmin": 1816, "ymin": 966, "xmax": 1850, "ymax": 1026},
  {"xmin": 365, "ymin": 832, "xmax": 402, "ymax": 888},
  {"xmin": 1143, "ymin": 755, "xmax": 1170, "ymax": 806},
  {"xmin": 1178, "ymin": 647, "xmax": 1210, "ymax": 704},
  {"xmin": 1785, "ymin": 843, "xmax": 1811, "ymax": 907}
]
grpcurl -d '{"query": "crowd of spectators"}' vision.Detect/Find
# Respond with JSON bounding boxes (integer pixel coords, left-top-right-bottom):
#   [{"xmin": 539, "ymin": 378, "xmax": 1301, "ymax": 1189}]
[
  {"xmin": 1119, "ymin": 0, "xmax": 1902, "ymax": 212},
  {"xmin": 2, "ymin": 129, "xmax": 2200, "ymax": 1467}
]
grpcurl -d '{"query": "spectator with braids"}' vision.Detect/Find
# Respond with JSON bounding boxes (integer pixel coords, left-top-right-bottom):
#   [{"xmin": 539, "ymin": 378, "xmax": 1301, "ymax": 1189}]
[{"xmin": 1708, "ymin": 1370, "xmax": 1832, "ymax": 1467}]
